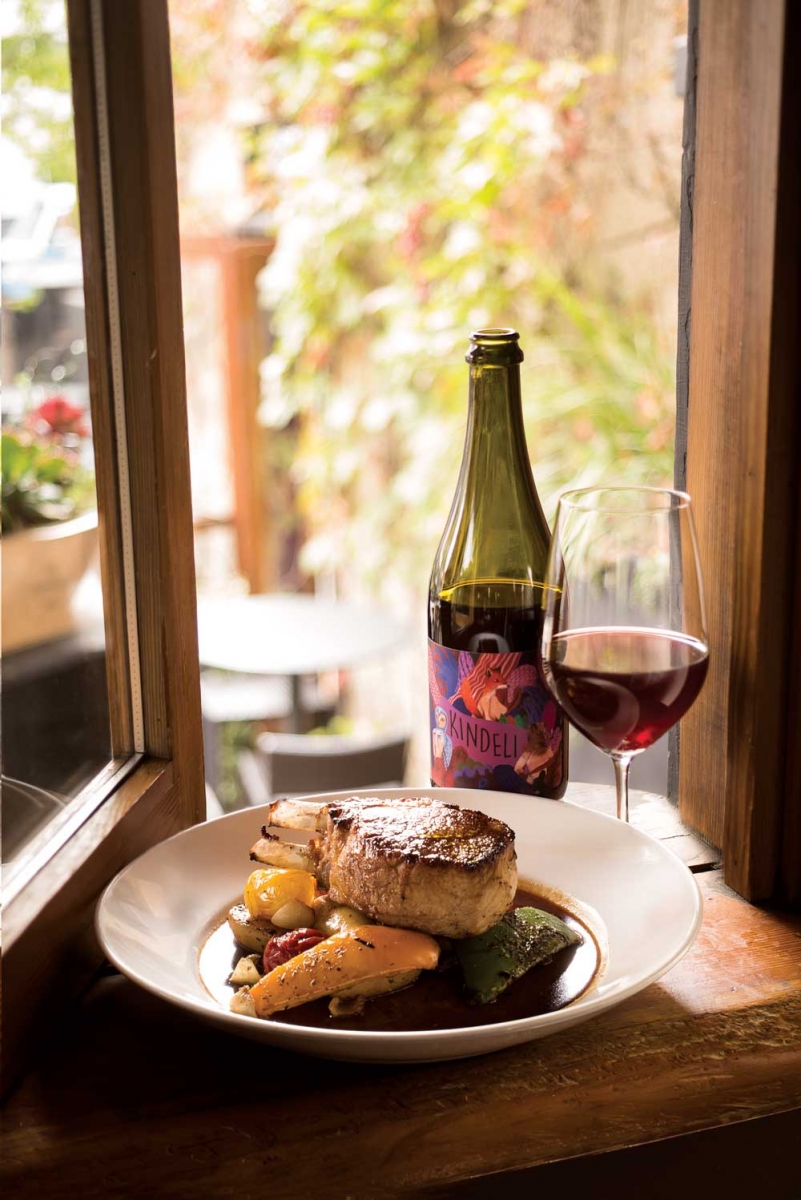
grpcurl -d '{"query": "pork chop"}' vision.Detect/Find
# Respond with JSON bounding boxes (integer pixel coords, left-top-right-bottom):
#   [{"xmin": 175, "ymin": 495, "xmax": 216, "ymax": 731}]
[{"xmin": 250, "ymin": 795, "xmax": 517, "ymax": 939}]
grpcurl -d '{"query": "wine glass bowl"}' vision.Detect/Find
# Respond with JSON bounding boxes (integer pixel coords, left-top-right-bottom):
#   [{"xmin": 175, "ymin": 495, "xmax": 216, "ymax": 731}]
[{"xmin": 541, "ymin": 487, "xmax": 708, "ymax": 821}]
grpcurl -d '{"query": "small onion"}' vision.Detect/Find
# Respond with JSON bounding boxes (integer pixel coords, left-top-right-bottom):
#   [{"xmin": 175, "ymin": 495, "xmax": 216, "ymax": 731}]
[{"xmin": 271, "ymin": 899, "xmax": 315, "ymax": 930}]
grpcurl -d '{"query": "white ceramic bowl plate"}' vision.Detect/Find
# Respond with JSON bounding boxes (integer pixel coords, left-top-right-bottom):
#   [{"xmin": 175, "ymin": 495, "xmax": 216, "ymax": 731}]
[{"xmin": 96, "ymin": 788, "xmax": 702, "ymax": 1063}]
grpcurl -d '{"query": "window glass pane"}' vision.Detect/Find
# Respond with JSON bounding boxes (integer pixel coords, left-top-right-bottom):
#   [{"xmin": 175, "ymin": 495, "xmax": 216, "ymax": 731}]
[
  {"xmin": 169, "ymin": 0, "xmax": 687, "ymax": 807},
  {"xmin": 2, "ymin": 0, "xmax": 113, "ymax": 865}
]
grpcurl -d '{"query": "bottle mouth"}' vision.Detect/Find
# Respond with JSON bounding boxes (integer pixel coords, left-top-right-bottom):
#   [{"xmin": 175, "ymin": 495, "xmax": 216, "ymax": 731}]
[
  {"xmin": 467, "ymin": 328, "xmax": 523, "ymax": 364},
  {"xmin": 471, "ymin": 328, "xmax": 520, "ymax": 343}
]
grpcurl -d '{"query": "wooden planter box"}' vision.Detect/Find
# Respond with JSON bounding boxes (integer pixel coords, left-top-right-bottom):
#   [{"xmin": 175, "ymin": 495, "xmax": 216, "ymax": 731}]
[{"xmin": 1, "ymin": 510, "xmax": 100, "ymax": 653}]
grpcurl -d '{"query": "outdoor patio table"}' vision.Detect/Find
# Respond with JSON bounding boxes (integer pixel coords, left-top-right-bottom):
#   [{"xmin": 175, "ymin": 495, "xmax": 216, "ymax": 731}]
[{"xmin": 196, "ymin": 593, "xmax": 409, "ymax": 731}]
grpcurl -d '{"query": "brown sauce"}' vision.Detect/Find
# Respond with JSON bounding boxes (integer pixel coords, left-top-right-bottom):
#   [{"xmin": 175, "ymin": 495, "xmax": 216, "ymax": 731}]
[{"xmin": 199, "ymin": 886, "xmax": 601, "ymax": 1032}]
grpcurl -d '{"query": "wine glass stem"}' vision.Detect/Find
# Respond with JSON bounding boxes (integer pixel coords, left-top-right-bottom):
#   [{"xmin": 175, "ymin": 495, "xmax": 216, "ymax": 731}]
[{"xmin": 612, "ymin": 753, "xmax": 633, "ymax": 822}]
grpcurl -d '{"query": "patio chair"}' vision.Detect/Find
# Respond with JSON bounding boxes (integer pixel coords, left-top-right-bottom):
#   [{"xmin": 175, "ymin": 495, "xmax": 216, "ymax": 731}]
[
  {"xmin": 237, "ymin": 730, "xmax": 411, "ymax": 804},
  {"xmin": 200, "ymin": 671, "xmax": 336, "ymax": 792}
]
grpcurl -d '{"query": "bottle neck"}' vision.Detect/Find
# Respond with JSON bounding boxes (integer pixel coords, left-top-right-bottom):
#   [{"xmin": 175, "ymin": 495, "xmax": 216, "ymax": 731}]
[
  {"xmin": 460, "ymin": 361, "xmax": 537, "ymax": 506},
  {"xmin": 429, "ymin": 331, "xmax": 552, "ymax": 602}
]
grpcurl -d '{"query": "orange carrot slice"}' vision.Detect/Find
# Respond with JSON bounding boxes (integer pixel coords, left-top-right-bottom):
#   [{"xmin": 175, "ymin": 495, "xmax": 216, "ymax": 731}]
[{"xmin": 247, "ymin": 925, "xmax": 440, "ymax": 1018}]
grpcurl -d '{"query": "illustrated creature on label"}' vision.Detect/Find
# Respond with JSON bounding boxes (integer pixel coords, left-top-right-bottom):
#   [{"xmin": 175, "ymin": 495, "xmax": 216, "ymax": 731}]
[
  {"xmin": 431, "ymin": 705, "xmax": 454, "ymax": 770},
  {"xmin": 428, "ymin": 645, "xmax": 563, "ymax": 795}
]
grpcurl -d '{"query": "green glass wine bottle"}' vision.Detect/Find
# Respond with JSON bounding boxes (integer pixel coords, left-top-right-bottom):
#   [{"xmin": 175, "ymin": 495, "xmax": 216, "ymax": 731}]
[{"xmin": 428, "ymin": 328, "xmax": 567, "ymax": 798}]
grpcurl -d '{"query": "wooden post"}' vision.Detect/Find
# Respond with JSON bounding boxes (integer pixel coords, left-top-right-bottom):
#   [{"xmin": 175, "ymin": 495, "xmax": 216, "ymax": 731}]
[
  {"xmin": 181, "ymin": 236, "xmax": 273, "ymax": 593},
  {"xmin": 678, "ymin": 0, "xmax": 801, "ymax": 900},
  {"xmin": 221, "ymin": 240, "xmax": 273, "ymax": 592}
]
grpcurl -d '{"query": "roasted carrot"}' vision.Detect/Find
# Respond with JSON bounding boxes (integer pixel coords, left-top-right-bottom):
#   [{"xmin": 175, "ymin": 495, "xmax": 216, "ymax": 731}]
[{"xmin": 244, "ymin": 925, "xmax": 440, "ymax": 1018}]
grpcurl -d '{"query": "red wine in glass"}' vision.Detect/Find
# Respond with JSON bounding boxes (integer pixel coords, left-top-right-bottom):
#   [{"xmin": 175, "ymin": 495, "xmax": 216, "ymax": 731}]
[
  {"xmin": 544, "ymin": 627, "xmax": 708, "ymax": 755},
  {"xmin": 541, "ymin": 487, "xmax": 708, "ymax": 821}
]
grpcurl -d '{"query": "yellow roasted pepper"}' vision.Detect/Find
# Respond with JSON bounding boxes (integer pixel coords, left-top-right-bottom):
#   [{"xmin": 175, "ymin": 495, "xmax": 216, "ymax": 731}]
[{"xmin": 243, "ymin": 867, "xmax": 316, "ymax": 922}]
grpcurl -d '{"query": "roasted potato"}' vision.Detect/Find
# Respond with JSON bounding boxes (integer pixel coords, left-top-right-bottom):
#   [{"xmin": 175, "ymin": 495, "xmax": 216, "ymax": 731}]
[
  {"xmin": 315, "ymin": 902, "xmax": 372, "ymax": 937},
  {"xmin": 227, "ymin": 903, "xmax": 275, "ymax": 954},
  {"xmin": 328, "ymin": 969, "xmax": 421, "ymax": 1017},
  {"xmin": 228, "ymin": 955, "xmax": 263, "ymax": 987}
]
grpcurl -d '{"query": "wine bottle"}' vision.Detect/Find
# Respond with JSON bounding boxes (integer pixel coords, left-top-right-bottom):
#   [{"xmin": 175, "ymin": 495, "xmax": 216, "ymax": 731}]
[{"xmin": 428, "ymin": 328, "xmax": 567, "ymax": 798}]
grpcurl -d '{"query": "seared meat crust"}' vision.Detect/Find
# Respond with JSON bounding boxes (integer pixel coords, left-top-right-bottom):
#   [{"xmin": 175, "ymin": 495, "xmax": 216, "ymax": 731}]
[{"xmin": 314, "ymin": 796, "xmax": 517, "ymax": 938}]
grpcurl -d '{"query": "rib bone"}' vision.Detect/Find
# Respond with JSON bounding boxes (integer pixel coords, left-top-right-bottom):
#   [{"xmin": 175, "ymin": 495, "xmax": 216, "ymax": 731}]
[
  {"xmin": 266, "ymin": 798, "xmax": 327, "ymax": 832},
  {"xmin": 250, "ymin": 830, "xmax": 316, "ymax": 873}
]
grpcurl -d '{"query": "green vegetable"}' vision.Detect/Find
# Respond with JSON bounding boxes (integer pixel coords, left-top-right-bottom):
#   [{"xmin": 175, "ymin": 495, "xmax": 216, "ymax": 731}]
[{"xmin": 456, "ymin": 907, "xmax": 581, "ymax": 1006}]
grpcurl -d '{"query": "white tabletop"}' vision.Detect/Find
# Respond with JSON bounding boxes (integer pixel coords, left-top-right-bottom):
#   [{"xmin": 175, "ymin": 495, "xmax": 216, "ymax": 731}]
[{"xmin": 196, "ymin": 593, "xmax": 408, "ymax": 677}]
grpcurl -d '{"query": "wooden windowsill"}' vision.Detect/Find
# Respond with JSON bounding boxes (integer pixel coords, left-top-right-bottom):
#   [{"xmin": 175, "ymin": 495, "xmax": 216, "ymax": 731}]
[{"xmin": 3, "ymin": 786, "xmax": 800, "ymax": 1196}]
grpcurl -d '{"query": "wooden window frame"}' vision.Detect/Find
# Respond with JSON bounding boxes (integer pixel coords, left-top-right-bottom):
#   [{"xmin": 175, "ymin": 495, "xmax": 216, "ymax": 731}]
[
  {"xmin": 676, "ymin": 0, "xmax": 800, "ymax": 902},
  {"xmin": 2, "ymin": 0, "xmax": 204, "ymax": 1090}
]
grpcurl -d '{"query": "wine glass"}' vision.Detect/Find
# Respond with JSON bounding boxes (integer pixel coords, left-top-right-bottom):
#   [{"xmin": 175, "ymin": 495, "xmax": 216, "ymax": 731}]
[{"xmin": 541, "ymin": 487, "xmax": 708, "ymax": 822}]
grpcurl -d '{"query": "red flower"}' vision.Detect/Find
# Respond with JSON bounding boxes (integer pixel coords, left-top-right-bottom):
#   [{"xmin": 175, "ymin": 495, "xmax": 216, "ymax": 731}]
[{"xmin": 30, "ymin": 396, "xmax": 89, "ymax": 438}]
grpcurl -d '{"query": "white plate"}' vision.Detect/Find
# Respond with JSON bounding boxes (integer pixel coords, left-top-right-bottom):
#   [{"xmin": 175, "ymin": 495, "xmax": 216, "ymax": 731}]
[{"xmin": 95, "ymin": 787, "xmax": 702, "ymax": 1063}]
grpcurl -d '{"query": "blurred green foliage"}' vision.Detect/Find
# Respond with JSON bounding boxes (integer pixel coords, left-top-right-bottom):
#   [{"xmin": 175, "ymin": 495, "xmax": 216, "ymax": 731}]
[
  {"xmin": 1, "ymin": 430, "xmax": 93, "ymax": 533},
  {"xmin": 252, "ymin": 0, "xmax": 677, "ymax": 601},
  {"xmin": 2, "ymin": 0, "xmax": 77, "ymax": 186},
  {"xmin": 5, "ymin": 0, "xmax": 677, "ymax": 601}
]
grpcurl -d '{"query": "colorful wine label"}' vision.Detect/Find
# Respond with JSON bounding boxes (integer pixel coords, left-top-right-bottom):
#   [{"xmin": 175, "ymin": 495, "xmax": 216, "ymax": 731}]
[{"xmin": 428, "ymin": 641, "xmax": 564, "ymax": 795}]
